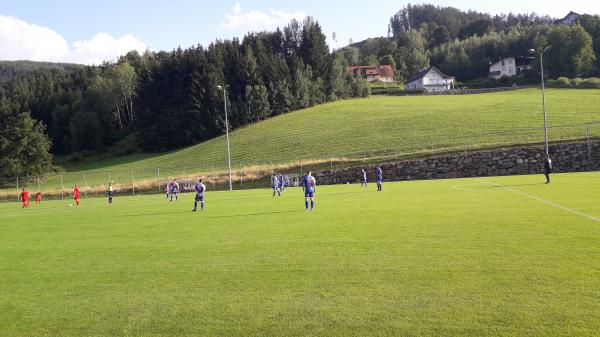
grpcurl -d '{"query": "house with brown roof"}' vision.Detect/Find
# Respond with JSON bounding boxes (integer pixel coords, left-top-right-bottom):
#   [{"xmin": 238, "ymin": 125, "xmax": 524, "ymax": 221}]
[{"xmin": 345, "ymin": 65, "xmax": 394, "ymax": 82}]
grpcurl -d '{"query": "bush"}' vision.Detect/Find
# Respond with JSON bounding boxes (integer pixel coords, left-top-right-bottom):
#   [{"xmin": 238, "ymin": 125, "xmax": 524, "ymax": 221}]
[{"xmin": 547, "ymin": 77, "xmax": 600, "ymax": 89}]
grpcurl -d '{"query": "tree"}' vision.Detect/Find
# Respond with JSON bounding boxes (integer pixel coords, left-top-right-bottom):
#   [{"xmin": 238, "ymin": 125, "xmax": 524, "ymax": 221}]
[
  {"xmin": 545, "ymin": 25, "xmax": 596, "ymax": 77},
  {"xmin": 339, "ymin": 47, "xmax": 361, "ymax": 66},
  {"xmin": 299, "ymin": 17, "xmax": 329, "ymax": 75},
  {"xmin": 459, "ymin": 18, "xmax": 492, "ymax": 39},
  {"xmin": 379, "ymin": 54, "xmax": 396, "ymax": 69},
  {"xmin": 579, "ymin": 15, "xmax": 600, "ymax": 74},
  {"xmin": 111, "ymin": 62, "xmax": 137, "ymax": 127},
  {"xmin": 363, "ymin": 55, "xmax": 379, "ymax": 66},
  {"xmin": 395, "ymin": 30, "xmax": 430, "ymax": 80},
  {"xmin": 0, "ymin": 102, "xmax": 53, "ymax": 178},
  {"xmin": 433, "ymin": 26, "xmax": 450, "ymax": 46}
]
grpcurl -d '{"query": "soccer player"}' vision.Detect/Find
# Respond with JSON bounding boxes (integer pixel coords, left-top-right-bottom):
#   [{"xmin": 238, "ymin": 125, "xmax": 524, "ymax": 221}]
[
  {"xmin": 35, "ymin": 191, "xmax": 42, "ymax": 204},
  {"xmin": 170, "ymin": 179, "xmax": 179, "ymax": 201},
  {"xmin": 375, "ymin": 166, "xmax": 383, "ymax": 191},
  {"xmin": 73, "ymin": 185, "xmax": 80, "ymax": 207},
  {"xmin": 544, "ymin": 156, "xmax": 553, "ymax": 184},
  {"xmin": 108, "ymin": 182, "xmax": 114, "ymax": 203},
  {"xmin": 303, "ymin": 171, "xmax": 316, "ymax": 211},
  {"xmin": 360, "ymin": 168, "xmax": 368, "ymax": 188},
  {"xmin": 279, "ymin": 174, "xmax": 285, "ymax": 192},
  {"xmin": 272, "ymin": 174, "xmax": 281, "ymax": 197},
  {"xmin": 165, "ymin": 179, "xmax": 170, "ymax": 200},
  {"xmin": 192, "ymin": 178, "xmax": 206, "ymax": 212},
  {"xmin": 20, "ymin": 188, "xmax": 29, "ymax": 208}
]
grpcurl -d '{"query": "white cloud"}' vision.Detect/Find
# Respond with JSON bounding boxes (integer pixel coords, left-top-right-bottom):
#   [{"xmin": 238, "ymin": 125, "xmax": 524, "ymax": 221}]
[
  {"xmin": 0, "ymin": 15, "xmax": 147, "ymax": 65},
  {"xmin": 221, "ymin": 2, "xmax": 306, "ymax": 31},
  {"xmin": 66, "ymin": 33, "xmax": 147, "ymax": 65}
]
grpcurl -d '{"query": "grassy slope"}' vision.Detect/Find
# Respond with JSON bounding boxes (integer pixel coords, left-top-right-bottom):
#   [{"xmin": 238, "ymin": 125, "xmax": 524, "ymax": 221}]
[
  {"xmin": 69, "ymin": 88, "xmax": 600, "ymax": 173},
  {"xmin": 1, "ymin": 172, "xmax": 600, "ymax": 336}
]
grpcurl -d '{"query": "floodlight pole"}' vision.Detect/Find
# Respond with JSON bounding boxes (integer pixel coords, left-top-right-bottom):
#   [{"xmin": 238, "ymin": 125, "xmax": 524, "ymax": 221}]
[
  {"xmin": 218, "ymin": 85, "xmax": 233, "ymax": 191},
  {"xmin": 531, "ymin": 46, "xmax": 551, "ymax": 157}
]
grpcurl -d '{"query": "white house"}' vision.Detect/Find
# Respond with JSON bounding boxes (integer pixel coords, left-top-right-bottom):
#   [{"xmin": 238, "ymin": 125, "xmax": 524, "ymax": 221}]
[
  {"xmin": 489, "ymin": 57, "xmax": 516, "ymax": 79},
  {"xmin": 404, "ymin": 67, "xmax": 455, "ymax": 92},
  {"xmin": 489, "ymin": 57, "xmax": 534, "ymax": 79}
]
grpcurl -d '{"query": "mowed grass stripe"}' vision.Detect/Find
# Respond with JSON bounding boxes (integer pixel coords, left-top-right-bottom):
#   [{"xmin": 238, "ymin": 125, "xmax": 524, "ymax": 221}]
[
  {"xmin": 69, "ymin": 88, "xmax": 600, "ymax": 174},
  {"xmin": 1, "ymin": 172, "xmax": 600, "ymax": 336}
]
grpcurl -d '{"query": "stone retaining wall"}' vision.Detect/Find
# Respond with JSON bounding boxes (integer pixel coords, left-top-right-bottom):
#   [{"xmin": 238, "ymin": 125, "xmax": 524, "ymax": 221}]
[{"xmin": 315, "ymin": 141, "xmax": 600, "ymax": 185}]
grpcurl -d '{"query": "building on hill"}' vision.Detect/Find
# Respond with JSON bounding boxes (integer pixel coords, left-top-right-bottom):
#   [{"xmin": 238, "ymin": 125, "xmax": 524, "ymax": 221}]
[
  {"xmin": 557, "ymin": 11, "xmax": 581, "ymax": 25},
  {"xmin": 489, "ymin": 57, "xmax": 534, "ymax": 79},
  {"xmin": 404, "ymin": 67, "xmax": 455, "ymax": 92},
  {"xmin": 345, "ymin": 65, "xmax": 394, "ymax": 82}
]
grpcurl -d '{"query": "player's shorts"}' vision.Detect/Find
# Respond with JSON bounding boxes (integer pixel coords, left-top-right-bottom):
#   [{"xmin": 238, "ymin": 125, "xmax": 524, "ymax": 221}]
[
  {"xmin": 376, "ymin": 176, "xmax": 382, "ymax": 182},
  {"xmin": 195, "ymin": 194, "xmax": 204, "ymax": 202},
  {"xmin": 74, "ymin": 197, "xmax": 79, "ymax": 202},
  {"xmin": 304, "ymin": 189, "xmax": 314, "ymax": 198},
  {"xmin": 108, "ymin": 191, "xmax": 113, "ymax": 197},
  {"xmin": 272, "ymin": 185, "xmax": 278, "ymax": 190}
]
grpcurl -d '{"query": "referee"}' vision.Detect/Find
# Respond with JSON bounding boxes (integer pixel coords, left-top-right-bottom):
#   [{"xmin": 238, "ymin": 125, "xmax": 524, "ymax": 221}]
[{"xmin": 544, "ymin": 156, "xmax": 553, "ymax": 184}]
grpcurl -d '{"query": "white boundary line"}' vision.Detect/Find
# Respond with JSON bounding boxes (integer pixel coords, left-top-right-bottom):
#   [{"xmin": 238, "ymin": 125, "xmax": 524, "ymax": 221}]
[{"xmin": 483, "ymin": 181, "xmax": 600, "ymax": 223}]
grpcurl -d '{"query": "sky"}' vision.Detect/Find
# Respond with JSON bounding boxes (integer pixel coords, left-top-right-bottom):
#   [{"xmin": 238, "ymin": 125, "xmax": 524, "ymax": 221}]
[{"xmin": 0, "ymin": 0, "xmax": 599, "ymax": 65}]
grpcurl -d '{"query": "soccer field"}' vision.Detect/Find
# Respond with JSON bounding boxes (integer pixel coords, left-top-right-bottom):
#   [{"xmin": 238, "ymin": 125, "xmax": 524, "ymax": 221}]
[{"xmin": 1, "ymin": 172, "xmax": 600, "ymax": 337}]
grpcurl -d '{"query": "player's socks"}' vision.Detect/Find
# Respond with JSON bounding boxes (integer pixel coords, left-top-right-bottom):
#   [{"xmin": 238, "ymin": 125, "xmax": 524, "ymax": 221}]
[
  {"xmin": 201, "ymin": 201, "xmax": 204, "ymax": 210},
  {"xmin": 305, "ymin": 200, "xmax": 309, "ymax": 210},
  {"xmin": 311, "ymin": 200, "xmax": 314, "ymax": 209}
]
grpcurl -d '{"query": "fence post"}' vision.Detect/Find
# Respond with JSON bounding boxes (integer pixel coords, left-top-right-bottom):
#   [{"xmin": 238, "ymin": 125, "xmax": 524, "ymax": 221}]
[
  {"xmin": 157, "ymin": 168, "xmax": 160, "ymax": 192},
  {"xmin": 60, "ymin": 175, "xmax": 64, "ymax": 199},
  {"xmin": 131, "ymin": 169, "xmax": 135, "ymax": 195},
  {"xmin": 586, "ymin": 123, "xmax": 591, "ymax": 170},
  {"xmin": 300, "ymin": 160, "xmax": 302, "ymax": 174},
  {"xmin": 16, "ymin": 177, "xmax": 19, "ymax": 201},
  {"xmin": 37, "ymin": 176, "xmax": 41, "ymax": 193},
  {"xmin": 363, "ymin": 151, "xmax": 366, "ymax": 164},
  {"xmin": 240, "ymin": 162, "xmax": 243, "ymax": 188},
  {"xmin": 83, "ymin": 173, "xmax": 87, "ymax": 198},
  {"xmin": 396, "ymin": 147, "xmax": 399, "ymax": 161},
  {"xmin": 212, "ymin": 165, "xmax": 216, "ymax": 189}
]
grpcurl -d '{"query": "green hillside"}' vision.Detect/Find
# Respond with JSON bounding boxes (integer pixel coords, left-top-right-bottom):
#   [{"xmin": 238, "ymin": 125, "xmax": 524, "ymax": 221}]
[{"xmin": 72, "ymin": 88, "xmax": 600, "ymax": 173}]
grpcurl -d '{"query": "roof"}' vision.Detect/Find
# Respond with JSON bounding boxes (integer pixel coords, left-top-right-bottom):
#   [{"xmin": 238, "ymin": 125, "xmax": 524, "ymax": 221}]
[
  {"xmin": 345, "ymin": 65, "xmax": 394, "ymax": 77},
  {"xmin": 405, "ymin": 67, "xmax": 452, "ymax": 84},
  {"xmin": 557, "ymin": 11, "xmax": 581, "ymax": 23},
  {"xmin": 489, "ymin": 57, "xmax": 514, "ymax": 68}
]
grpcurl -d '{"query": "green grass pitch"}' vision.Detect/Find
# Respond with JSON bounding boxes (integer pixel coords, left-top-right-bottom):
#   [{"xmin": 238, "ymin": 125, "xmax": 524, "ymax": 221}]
[{"xmin": 1, "ymin": 172, "xmax": 600, "ymax": 336}]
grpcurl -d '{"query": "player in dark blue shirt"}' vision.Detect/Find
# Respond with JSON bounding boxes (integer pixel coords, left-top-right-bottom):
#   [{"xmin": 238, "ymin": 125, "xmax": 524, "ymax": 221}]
[
  {"xmin": 192, "ymin": 178, "xmax": 206, "ymax": 211},
  {"xmin": 303, "ymin": 171, "xmax": 316, "ymax": 211},
  {"xmin": 375, "ymin": 166, "xmax": 383, "ymax": 191},
  {"xmin": 279, "ymin": 174, "xmax": 285, "ymax": 193}
]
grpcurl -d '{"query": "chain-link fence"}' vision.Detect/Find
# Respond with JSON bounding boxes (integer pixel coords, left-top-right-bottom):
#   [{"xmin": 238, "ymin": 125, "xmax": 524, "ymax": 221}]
[{"xmin": 1, "ymin": 122, "xmax": 599, "ymax": 201}]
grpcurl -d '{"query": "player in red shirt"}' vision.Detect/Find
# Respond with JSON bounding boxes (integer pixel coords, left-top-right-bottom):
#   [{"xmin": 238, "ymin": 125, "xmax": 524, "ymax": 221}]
[
  {"xmin": 35, "ymin": 192, "xmax": 42, "ymax": 204},
  {"xmin": 73, "ymin": 185, "xmax": 80, "ymax": 207},
  {"xmin": 20, "ymin": 188, "xmax": 29, "ymax": 208}
]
